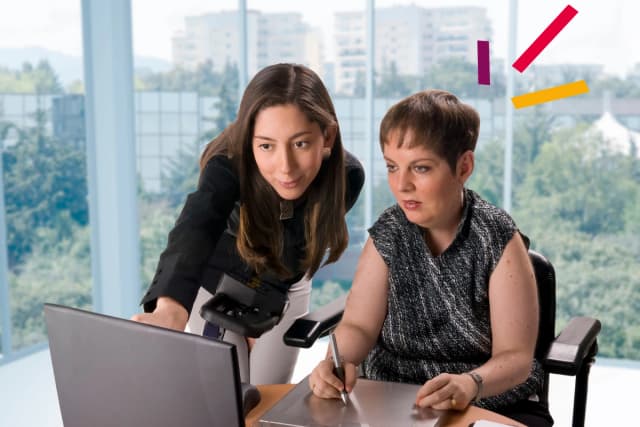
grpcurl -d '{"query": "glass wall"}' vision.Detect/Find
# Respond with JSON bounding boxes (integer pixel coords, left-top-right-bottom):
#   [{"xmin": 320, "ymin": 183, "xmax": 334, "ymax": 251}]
[
  {"xmin": 1, "ymin": 1, "xmax": 639, "ymax": 425},
  {"xmin": 0, "ymin": 0, "xmax": 90, "ymax": 362},
  {"xmin": 131, "ymin": 1, "xmax": 238, "ymax": 299},
  {"xmin": 0, "ymin": 1, "xmax": 87, "ymax": 425}
]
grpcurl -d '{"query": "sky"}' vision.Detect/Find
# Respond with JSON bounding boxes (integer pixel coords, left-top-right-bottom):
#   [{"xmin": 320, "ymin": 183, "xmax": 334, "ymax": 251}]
[{"xmin": 0, "ymin": 0, "xmax": 638, "ymax": 77}]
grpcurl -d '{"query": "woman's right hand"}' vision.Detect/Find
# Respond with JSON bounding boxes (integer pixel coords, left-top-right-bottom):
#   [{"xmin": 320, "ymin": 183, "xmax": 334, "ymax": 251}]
[
  {"xmin": 308, "ymin": 358, "xmax": 358, "ymax": 400},
  {"xmin": 131, "ymin": 296, "xmax": 189, "ymax": 331}
]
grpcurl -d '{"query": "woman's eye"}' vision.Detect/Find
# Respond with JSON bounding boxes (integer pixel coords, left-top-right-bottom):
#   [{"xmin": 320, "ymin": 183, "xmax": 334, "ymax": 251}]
[
  {"xmin": 386, "ymin": 164, "xmax": 397, "ymax": 172},
  {"xmin": 414, "ymin": 165, "xmax": 430, "ymax": 173},
  {"xmin": 258, "ymin": 143, "xmax": 272, "ymax": 151},
  {"xmin": 294, "ymin": 140, "xmax": 309, "ymax": 148}
]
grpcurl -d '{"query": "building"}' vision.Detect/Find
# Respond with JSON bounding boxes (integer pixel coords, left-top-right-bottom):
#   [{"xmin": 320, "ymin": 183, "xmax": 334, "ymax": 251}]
[
  {"xmin": 172, "ymin": 11, "xmax": 323, "ymax": 78},
  {"xmin": 171, "ymin": 10, "xmax": 260, "ymax": 74},
  {"xmin": 3, "ymin": 91, "xmax": 640, "ymax": 193},
  {"xmin": 334, "ymin": 5, "xmax": 491, "ymax": 95}
]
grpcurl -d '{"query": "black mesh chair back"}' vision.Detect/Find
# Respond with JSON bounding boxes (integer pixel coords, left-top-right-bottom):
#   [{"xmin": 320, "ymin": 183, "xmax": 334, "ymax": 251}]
[{"xmin": 529, "ymin": 249, "xmax": 556, "ymax": 404}]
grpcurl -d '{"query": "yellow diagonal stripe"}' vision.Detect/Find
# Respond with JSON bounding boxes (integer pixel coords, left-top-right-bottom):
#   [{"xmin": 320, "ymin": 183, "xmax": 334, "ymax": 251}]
[{"xmin": 511, "ymin": 80, "xmax": 590, "ymax": 109}]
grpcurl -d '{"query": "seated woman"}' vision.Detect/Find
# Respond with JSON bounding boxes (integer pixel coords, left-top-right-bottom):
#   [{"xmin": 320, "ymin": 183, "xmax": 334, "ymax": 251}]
[{"xmin": 309, "ymin": 90, "xmax": 553, "ymax": 427}]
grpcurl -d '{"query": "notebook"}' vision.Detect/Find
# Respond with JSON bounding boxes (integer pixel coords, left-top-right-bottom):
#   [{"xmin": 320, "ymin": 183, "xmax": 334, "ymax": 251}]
[
  {"xmin": 257, "ymin": 375, "xmax": 442, "ymax": 427},
  {"xmin": 44, "ymin": 303, "xmax": 245, "ymax": 427}
]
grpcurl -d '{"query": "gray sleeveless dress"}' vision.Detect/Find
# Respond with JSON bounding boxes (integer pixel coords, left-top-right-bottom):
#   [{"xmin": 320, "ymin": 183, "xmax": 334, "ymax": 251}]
[{"xmin": 363, "ymin": 188, "xmax": 543, "ymax": 411}]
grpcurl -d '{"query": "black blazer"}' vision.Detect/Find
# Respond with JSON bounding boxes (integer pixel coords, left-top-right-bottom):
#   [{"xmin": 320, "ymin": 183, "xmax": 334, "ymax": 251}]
[{"xmin": 141, "ymin": 151, "xmax": 365, "ymax": 313}]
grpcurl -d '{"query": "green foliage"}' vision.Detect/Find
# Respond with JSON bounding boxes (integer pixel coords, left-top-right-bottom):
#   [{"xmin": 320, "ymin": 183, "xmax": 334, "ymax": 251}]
[
  {"xmin": 135, "ymin": 60, "xmax": 236, "ymax": 97},
  {"xmin": 467, "ymin": 136, "xmax": 504, "ymax": 207},
  {"xmin": 591, "ymin": 75, "xmax": 640, "ymax": 98},
  {"xmin": 138, "ymin": 200, "xmax": 180, "ymax": 292},
  {"xmin": 422, "ymin": 58, "xmax": 504, "ymax": 99},
  {"xmin": 0, "ymin": 61, "xmax": 63, "ymax": 93},
  {"xmin": 2, "ymin": 109, "xmax": 88, "ymax": 267},
  {"xmin": 158, "ymin": 139, "xmax": 201, "ymax": 209},
  {"xmin": 511, "ymin": 126, "xmax": 640, "ymax": 359},
  {"xmin": 310, "ymin": 280, "xmax": 350, "ymax": 312},
  {"xmin": 469, "ymin": 106, "xmax": 556, "ymax": 208},
  {"xmin": 9, "ymin": 225, "xmax": 91, "ymax": 350},
  {"xmin": 214, "ymin": 62, "xmax": 239, "ymax": 131},
  {"xmin": 515, "ymin": 128, "xmax": 638, "ymax": 235},
  {"xmin": 377, "ymin": 61, "xmax": 414, "ymax": 98}
]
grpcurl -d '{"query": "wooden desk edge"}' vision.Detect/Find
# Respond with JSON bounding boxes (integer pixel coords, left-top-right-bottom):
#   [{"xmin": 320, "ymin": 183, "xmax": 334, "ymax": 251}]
[
  {"xmin": 245, "ymin": 384, "xmax": 295, "ymax": 426},
  {"xmin": 246, "ymin": 384, "xmax": 525, "ymax": 427}
]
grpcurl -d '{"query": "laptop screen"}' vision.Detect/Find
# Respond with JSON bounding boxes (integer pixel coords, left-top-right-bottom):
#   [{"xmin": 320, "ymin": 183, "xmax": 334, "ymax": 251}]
[{"xmin": 44, "ymin": 304, "xmax": 244, "ymax": 427}]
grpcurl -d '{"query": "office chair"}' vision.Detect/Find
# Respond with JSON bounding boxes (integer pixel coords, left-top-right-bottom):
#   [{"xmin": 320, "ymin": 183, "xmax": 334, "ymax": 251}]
[{"xmin": 283, "ymin": 250, "xmax": 601, "ymax": 427}]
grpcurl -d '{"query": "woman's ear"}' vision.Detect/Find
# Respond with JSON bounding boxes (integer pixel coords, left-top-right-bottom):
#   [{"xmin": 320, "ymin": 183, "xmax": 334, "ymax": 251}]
[
  {"xmin": 323, "ymin": 124, "xmax": 337, "ymax": 149},
  {"xmin": 457, "ymin": 150, "xmax": 475, "ymax": 184}
]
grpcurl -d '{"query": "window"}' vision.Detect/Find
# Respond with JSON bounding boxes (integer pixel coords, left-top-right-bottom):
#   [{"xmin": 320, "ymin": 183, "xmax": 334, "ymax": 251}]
[{"xmin": 1, "ymin": 2, "xmax": 638, "ymax": 426}]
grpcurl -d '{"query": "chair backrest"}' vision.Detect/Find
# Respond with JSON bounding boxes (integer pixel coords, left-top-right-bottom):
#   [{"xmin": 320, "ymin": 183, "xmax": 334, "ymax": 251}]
[{"xmin": 528, "ymin": 249, "xmax": 556, "ymax": 404}]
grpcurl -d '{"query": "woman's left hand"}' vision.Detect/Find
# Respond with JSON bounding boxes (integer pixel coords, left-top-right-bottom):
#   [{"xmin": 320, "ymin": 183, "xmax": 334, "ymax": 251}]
[{"xmin": 415, "ymin": 373, "xmax": 478, "ymax": 411}]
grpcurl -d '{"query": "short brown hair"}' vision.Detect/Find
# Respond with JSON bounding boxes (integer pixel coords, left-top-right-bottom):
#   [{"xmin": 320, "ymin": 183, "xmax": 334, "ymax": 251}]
[{"xmin": 379, "ymin": 89, "xmax": 480, "ymax": 171}]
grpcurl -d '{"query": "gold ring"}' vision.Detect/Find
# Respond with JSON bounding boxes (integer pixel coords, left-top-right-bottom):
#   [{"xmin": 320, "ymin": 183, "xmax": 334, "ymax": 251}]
[{"xmin": 450, "ymin": 397, "xmax": 457, "ymax": 407}]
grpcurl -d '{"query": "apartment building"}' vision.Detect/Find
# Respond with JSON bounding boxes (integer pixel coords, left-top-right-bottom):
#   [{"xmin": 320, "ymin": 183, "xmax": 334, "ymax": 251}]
[
  {"xmin": 172, "ymin": 11, "xmax": 322, "ymax": 78},
  {"xmin": 334, "ymin": 5, "xmax": 491, "ymax": 95}
]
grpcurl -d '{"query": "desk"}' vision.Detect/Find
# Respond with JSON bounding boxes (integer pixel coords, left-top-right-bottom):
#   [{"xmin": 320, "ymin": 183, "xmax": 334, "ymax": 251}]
[{"xmin": 246, "ymin": 384, "xmax": 525, "ymax": 427}]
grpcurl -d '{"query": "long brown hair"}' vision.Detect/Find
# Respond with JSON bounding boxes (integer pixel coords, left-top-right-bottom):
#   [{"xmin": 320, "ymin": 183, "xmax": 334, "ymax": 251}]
[{"xmin": 199, "ymin": 64, "xmax": 347, "ymax": 279}]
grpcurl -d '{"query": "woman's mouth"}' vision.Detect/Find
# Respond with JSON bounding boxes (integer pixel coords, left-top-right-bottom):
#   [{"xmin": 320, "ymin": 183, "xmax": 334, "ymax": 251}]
[
  {"xmin": 279, "ymin": 178, "xmax": 300, "ymax": 189},
  {"xmin": 402, "ymin": 200, "xmax": 422, "ymax": 210}
]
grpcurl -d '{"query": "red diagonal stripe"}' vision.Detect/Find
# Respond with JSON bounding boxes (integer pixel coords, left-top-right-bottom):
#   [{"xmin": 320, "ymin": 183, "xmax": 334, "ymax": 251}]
[{"xmin": 512, "ymin": 4, "xmax": 578, "ymax": 73}]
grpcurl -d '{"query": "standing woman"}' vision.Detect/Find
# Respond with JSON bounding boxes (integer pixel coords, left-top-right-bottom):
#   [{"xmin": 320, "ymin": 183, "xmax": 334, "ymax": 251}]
[{"xmin": 132, "ymin": 63, "xmax": 365, "ymax": 384}]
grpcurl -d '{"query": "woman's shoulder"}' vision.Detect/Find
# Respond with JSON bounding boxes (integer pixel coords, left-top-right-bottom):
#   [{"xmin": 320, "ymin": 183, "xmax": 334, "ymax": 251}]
[
  {"xmin": 344, "ymin": 150, "xmax": 363, "ymax": 171},
  {"xmin": 465, "ymin": 189, "xmax": 518, "ymax": 254},
  {"xmin": 343, "ymin": 150, "xmax": 365, "ymax": 211},
  {"xmin": 198, "ymin": 154, "xmax": 239, "ymax": 194},
  {"xmin": 344, "ymin": 150, "xmax": 365, "ymax": 184},
  {"xmin": 367, "ymin": 204, "xmax": 412, "ymax": 265},
  {"xmin": 467, "ymin": 189, "xmax": 516, "ymax": 230},
  {"xmin": 369, "ymin": 204, "xmax": 406, "ymax": 237}
]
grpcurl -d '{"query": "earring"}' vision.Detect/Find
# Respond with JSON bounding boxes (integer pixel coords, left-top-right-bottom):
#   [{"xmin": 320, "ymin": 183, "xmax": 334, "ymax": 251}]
[{"xmin": 322, "ymin": 148, "xmax": 331, "ymax": 159}]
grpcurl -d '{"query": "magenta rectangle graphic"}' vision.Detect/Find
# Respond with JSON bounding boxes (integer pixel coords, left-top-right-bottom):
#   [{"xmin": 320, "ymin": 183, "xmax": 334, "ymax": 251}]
[{"xmin": 477, "ymin": 40, "xmax": 490, "ymax": 85}]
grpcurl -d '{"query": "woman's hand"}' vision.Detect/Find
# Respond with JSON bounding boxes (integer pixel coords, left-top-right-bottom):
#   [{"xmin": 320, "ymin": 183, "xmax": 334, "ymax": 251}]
[
  {"xmin": 415, "ymin": 373, "xmax": 478, "ymax": 411},
  {"xmin": 308, "ymin": 359, "xmax": 357, "ymax": 399},
  {"xmin": 131, "ymin": 296, "xmax": 188, "ymax": 331}
]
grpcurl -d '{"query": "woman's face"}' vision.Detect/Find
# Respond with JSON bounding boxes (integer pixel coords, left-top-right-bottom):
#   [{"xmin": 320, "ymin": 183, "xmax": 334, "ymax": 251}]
[
  {"xmin": 383, "ymin": 131, "xmax": 473, "ymax": 232},
  {"xmin": 252, "ymin": 103, "xmax": 335, "ymax": 200}
]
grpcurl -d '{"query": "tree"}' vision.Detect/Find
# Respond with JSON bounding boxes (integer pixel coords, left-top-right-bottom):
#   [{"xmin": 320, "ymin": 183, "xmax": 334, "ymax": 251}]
[
  {"xmin": 214, "ymin": 62, "xmax": 239, "ymax": 131},
  {"xmin": 2, "ymin": 109, "xmax": 88, "ymax": 267},
  {"xmin": 0, "ymin": 60, "xmax": 63, "ymax": 94},
  {"xmin": 514, "ymin": 128, "xmax": 637, "ymax": 236},
  {"xmin": 9, "ymin": 224, "xmax": 91, "ymax": 350},
  {"xmin": 468, "ymin": 106, "xmax": 556, "ymax": 208},
  {"xmin": 377, "ymin": 61, "xmax": 412, "ymax": 98},
  {"xmin": 353, "ymin": 70, "xmax": 366, "ymax": 98},
  {"xmin": 510, "ymin": 126, "xmax": 640, "ymax": 359},
  {"xmin": 591, "ymin": 75, "xmax": 640, "ymax": 98},
  {"xmin": 138, "ymin": 199, "xmax": 180, "ymax": 292},
  {"xmin": 135, "ymin": 60, "xmax": 227, "ymax": 96},
  {"xmin": 422, "ymin": 57, "xmax": 503, "ymax": 99},
  {"xmin": 466, "ymin": 136, "xmax": 504, "ymax": 207},
  {"xmin": 159, "ymin": 139, "xmax": 201, "ymax": 209}
]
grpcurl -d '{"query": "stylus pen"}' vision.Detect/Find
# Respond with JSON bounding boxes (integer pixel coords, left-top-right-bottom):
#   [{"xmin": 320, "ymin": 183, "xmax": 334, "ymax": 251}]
[{"xmin": 329, "ymin": 332, "xmax": 349, "ymax": 405}]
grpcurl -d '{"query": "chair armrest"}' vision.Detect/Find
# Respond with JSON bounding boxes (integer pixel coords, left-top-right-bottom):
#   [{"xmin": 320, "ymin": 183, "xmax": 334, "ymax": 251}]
[
  {"xmin": 283, "ymin": 294, "xmax": 347, "ymax": 348},
  {"xmin": 544, "ymin": 316, "xmax": 601, "ymax": 376}
]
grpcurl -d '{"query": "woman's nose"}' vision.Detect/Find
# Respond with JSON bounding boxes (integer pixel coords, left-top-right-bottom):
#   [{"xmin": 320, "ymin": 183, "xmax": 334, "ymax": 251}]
[
  {"xmin": 397, "ymin": 169, "xmax": 413, "ymax": 192},
  {"xmin": 278, "ymin": 147, "xmax": 295, "ymax": 174}
]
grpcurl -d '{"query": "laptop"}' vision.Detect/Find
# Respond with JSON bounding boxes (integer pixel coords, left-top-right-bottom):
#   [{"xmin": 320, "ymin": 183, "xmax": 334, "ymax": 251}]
[
  {"xmin": 257, "ymin": 376, "xmax": 442, "ymax": 427},
  {"xmin": 44, "ymin": 303, "xmax": 245, "ymax": 427}
]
